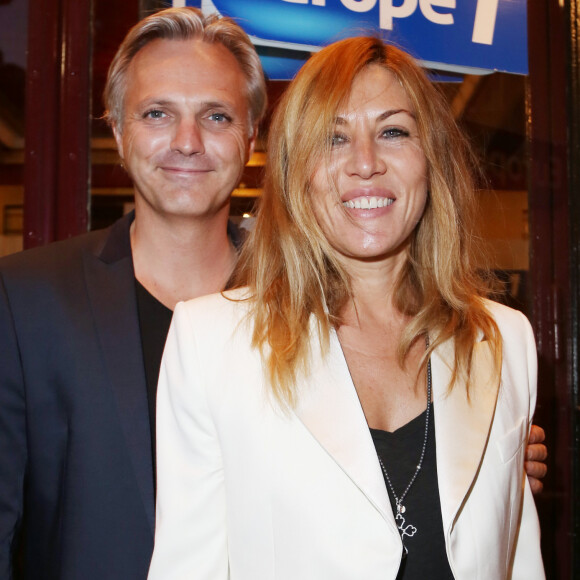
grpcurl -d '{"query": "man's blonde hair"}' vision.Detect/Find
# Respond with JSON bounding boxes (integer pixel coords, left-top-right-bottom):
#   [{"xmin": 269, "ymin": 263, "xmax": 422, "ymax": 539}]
[{"xmin": 103, "ymin": 7, "xmax": 267, "ymax": 132}]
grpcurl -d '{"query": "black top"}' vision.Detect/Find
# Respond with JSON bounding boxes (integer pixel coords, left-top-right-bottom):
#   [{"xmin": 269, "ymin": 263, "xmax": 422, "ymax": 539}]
[
  {"xmin": 135, "ymin": 279, "xmax": 173, "ymax": 475},
  {"xmin": 370, "ymin": 404, "xmax": 455, "ymax": 580}
]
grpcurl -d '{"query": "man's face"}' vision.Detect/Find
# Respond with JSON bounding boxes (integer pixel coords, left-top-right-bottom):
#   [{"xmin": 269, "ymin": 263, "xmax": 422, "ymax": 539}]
[{"xmin": 113, "ymin": 38, "xmax": 256, "ymax": 221}]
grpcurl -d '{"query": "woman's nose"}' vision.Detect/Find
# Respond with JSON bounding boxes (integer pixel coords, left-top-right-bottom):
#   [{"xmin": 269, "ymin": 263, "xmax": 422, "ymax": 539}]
[{"xmin": 345, "ymin": 137, "xmax": 386, "ymax": 179}]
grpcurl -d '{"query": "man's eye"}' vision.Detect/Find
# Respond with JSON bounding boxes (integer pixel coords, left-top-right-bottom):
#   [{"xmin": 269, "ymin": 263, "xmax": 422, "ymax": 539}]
[
  {"xmin": 209, "ymin": 113, "xmax": 231, "ymax": 123},
  {"xmin": 144, "ymin": 110, "xmax": 166, "ymax": 120}
]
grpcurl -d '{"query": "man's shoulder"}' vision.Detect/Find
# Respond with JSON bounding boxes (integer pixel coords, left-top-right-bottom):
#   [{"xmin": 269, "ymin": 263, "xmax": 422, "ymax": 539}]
[
  {"xmin": 0, "ymin": 229, "xmax": 104, "ymax": 270},
  {"xmin": 0, "ymin": 214, "xmax": 131, "ymax": 278}
]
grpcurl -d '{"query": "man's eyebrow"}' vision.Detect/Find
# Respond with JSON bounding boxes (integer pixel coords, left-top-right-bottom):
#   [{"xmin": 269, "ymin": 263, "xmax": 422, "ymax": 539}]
[
  {"xmin": 134, "ymin": 99, "xmax": 235, "ymax": 110},
  {"xmin": 140, "ymin": 98, "xmax": 171, "ymax": 105},
  {"xmin": 133, "ymin": 98, "xmax": 173, "ymax": 111},
  {"xmin": 199, "ymin": 100, "xmax": 234, "ymax": 110}
]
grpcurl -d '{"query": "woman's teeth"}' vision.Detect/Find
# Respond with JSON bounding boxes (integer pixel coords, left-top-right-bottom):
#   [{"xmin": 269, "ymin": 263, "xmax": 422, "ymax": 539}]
[{"xmin": 342, "ymin": 197, "xmax": 394, "ymax": 209}]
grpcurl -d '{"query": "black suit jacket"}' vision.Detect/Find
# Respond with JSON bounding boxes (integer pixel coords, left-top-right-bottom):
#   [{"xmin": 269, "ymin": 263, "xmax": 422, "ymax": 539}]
[{"xmin": 0, "ymin": 213, "xmax": 155, "ymax": 579}]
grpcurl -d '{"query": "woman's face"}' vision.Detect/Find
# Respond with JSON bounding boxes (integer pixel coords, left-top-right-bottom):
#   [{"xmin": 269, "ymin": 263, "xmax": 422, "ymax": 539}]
[{"xmin": 310, "ymin": 64, "xmax": 428, "ymax": 273}]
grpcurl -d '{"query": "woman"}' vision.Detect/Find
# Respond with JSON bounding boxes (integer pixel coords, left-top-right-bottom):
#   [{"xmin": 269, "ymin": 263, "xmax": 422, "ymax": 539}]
[{"xmin": 148, "ymin": 37, "xmax": 544, "ymax": 579}]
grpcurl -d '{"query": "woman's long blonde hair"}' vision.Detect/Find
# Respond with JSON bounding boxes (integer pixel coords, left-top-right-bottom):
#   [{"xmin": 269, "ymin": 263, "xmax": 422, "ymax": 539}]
[{"xmin": 234, "ymin": 36, "xmax": 501, "ymax": 406}]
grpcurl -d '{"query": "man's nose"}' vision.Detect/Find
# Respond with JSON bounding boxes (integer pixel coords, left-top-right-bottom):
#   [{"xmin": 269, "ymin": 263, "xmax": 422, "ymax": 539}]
[
  {"xmin": 170, "ymin": 118, "xmax": 204, "ymax": 156},
  {"xmin": 345, "ymin": 137, "xmax": 386, "ymax": 179}
]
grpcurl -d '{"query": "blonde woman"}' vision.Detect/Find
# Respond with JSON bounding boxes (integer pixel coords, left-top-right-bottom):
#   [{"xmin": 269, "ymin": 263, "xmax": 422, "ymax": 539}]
[{"xmin": 148, "ymin": 37, "xmax": 544, "ymax": 579}]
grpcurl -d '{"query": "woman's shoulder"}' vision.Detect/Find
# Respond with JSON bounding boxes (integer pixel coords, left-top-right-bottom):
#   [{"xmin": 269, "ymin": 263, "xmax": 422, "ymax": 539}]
[
  {"xmin": 483, "ymin": 298, "xmax": 527, "ymax": 323},
  {"xmin": 481, "ymin": 298, "xmax": 534, "ymax": 345},
  {"xmin": 174, "ymin": 287, "xmax": 254, "ymax": 328}
]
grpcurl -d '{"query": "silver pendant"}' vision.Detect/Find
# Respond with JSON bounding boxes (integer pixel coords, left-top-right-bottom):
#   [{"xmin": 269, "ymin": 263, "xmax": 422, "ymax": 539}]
[{"xmin": 395, "ymin": 511, "xmax": 417, "ymax": 540}]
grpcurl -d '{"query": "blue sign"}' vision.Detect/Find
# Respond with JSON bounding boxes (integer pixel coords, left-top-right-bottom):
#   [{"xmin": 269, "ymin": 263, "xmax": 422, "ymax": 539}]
[{"xmin": 178, "ymin": 0, "xmax": 527, "ymax": 79}]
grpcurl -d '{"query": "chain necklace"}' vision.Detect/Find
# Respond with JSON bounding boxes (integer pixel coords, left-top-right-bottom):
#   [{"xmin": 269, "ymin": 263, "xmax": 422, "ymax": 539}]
[{"xmin": 376, "ymin": 358, "xmax": 432, "ymax": 555}]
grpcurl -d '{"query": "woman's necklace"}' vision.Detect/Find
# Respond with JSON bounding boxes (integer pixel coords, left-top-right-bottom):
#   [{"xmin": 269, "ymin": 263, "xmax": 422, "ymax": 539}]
[{"xmin": 376, "ymin": 358, "xmax": 432, "ymax": 556}]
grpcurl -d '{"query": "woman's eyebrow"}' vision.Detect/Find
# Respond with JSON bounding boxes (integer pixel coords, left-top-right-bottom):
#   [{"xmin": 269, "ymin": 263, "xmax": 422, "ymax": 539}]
[
  {"xmin": 376, "ymin": 108, "xmax": 414, "ymax": 122},
  {"xmin": 334, "ymin": 108, "xmax": 415, "ymax": 124}
]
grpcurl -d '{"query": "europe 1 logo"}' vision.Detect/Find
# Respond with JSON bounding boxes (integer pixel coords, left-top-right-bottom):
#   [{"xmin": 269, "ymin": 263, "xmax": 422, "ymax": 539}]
[{"xmin": 281, "ymin": 0, "xmax": 501, "ymax": 45}]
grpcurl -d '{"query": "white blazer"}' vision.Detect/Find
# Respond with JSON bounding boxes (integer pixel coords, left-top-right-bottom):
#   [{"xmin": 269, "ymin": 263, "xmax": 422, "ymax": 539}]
[{"xmin": 148, "ymin": 290, "xmax": 544, "ymax": 580}]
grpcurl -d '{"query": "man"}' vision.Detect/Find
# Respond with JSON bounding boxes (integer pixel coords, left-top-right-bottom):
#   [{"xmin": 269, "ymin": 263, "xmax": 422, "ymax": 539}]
[
  {"xmin": 0, "ymin": 6, "xmax": 546, "ymax": 580},
  {"xmin": 0, "ymin": 8, "xmax": 266, "ymax": 579}
]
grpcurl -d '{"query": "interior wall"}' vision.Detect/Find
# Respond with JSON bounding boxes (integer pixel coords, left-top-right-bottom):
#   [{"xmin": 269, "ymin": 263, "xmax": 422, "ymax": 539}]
[
  {"xmin": 0, "ymin": 185, "xmax": 23, "ymax": 257},
  {"xmin": 476, "ymin": 189, "xmax": 529, "ymax": 271}
]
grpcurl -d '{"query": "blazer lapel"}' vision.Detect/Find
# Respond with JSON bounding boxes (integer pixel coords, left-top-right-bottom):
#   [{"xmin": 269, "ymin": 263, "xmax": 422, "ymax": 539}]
[
  {"xmin": 432, "ymin": 338, "xmax": 500, "ymax": 533},
  {"xmin": 294, "ymin": 327, "xmax": 393, "ymax": 523},
  {"xmin": 83, "ymin": 214, "xmax": 155, "ymax": 533},
  {"xmin": 294, "ymin": 324, "xmax": 499, "ymax": 538}
]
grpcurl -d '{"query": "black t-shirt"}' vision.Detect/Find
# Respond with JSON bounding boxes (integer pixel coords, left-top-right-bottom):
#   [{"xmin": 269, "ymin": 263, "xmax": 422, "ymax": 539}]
[
  {"xmin": 135, "ymin": 279, "xmax": 173, "ymax": 478},
  {"xmin": 370, "ymin": 404, "xmax": 455, "ymax": 579}
]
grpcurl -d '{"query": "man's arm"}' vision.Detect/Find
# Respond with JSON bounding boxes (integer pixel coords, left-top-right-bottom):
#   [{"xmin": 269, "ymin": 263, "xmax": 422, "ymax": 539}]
[
  {"xmin": 0, "ymin": 273, "xmax": 27, "ymax": 577},
  {"xmin": 525, "ymin": 424, "xmax": 548, "ymax": 495}
]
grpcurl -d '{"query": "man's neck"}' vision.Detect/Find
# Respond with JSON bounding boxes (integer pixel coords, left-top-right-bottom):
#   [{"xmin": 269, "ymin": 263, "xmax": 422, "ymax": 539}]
[{"xmin": 130, "ymin": 209, "xmax": 238, "ymax": 311}]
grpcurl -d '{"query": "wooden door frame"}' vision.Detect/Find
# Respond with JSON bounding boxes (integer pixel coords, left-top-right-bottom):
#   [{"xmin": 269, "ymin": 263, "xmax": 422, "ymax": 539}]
[
  {"xmin": 563, "ymin": 0, "xmax": 580, "ymax": 572},
  {"xmin": 528, "ymin": 0, "xmax": 578, "ymax": 577},
  {"xmin": 23, "ymin": 0, "xmax": 92, "ymax": 248}
]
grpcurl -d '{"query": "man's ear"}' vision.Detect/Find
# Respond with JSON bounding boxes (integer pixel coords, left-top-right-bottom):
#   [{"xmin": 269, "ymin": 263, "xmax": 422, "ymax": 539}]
[{"xmin": 112, "ymin": 122, "xmax": 124, "ymax": 160}]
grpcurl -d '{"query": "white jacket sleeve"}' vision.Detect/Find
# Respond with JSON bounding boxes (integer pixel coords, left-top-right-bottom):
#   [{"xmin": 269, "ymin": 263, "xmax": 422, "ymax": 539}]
[
  {"xmin": 510, "ymin": 310, "xmax": 545, "ymax": 579},
  {"xmin": 148, "ymin": 302, "xmax": 228, "ymax": 580}
]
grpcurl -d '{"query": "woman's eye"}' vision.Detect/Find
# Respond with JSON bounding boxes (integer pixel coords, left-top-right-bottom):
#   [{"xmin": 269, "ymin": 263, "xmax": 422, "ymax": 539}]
[
  {"xmin": 330, "ymin": 133, "xmax": 347, "ymax": 146},
  {"xmin": 381, "ymin": 127, "xmax": 409, "ymax": 139}
]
